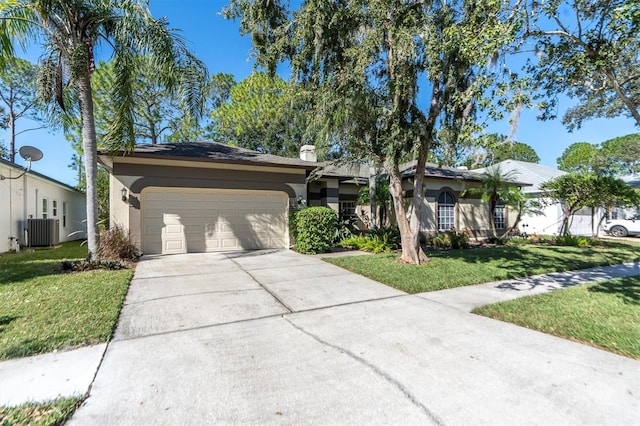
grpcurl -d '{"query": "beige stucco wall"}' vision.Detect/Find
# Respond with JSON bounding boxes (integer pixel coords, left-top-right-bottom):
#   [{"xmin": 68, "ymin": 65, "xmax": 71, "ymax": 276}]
[
  {"xmin": 107, "ymin": 158, "xmax": 309, "ymax": 250},
  {"xmin": 396, "ymin": 177, "xmax": 505, "ymax": 239},
  {"xmin": 110, "ymin": 174, "xmax": 131, "ymax": 234}
]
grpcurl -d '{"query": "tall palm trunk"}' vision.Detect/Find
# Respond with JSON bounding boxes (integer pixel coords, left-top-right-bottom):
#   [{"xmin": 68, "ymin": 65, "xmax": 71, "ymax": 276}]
[
  {"xmin": 489, "ymin": 197, "xmax": 498, "ymax": 239},
  {"xmin": 76, "ymin": 73, "xmax": 99, "ymax": 259}
]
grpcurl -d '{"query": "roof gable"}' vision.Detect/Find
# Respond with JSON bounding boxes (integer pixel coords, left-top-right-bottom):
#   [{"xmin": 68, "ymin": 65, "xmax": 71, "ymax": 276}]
[{"xmin": 0, "ymin": 157, "xmax": 82, "ymax": 193}]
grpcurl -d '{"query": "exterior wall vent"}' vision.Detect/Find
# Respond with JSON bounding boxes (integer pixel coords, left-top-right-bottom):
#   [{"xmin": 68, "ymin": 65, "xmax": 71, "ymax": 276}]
[{"xmin": 27, "ymin": 219, "xmax": 60, "ymax": 247}]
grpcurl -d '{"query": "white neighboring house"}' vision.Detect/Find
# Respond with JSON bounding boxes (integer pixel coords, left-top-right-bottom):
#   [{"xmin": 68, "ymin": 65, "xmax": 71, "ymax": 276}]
[
  {"xmin": 472, "ymin": 160, "xmax": 604, "ymax": 236},
  {"xmin": 1, "ymin": 157, "xmax": 86, "ymax": 253},
  {"xmin": 614, "ymin": 173, "xmax": 640, "ymax": 219}
]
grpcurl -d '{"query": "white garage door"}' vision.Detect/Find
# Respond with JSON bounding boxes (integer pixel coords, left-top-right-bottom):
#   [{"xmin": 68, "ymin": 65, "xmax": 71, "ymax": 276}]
[{"xmin": 142, "ymin": 188, "xmax": 288, "ymax": 255}]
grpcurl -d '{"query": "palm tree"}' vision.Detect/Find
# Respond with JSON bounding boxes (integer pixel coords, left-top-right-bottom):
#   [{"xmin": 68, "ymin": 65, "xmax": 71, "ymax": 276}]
[
  {"xmin": 0, "ymin": 0, "xmax": 207, "ymax": 259},
  {"xmin": 464, "ymin": 165, "xmax": 521, "ymax": 239}
]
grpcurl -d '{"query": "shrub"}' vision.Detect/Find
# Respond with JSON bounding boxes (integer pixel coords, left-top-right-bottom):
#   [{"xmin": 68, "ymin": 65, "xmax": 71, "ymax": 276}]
[
  {"xmin": 553, "ymin": 234, "xmax": 596, "ymax": 247},
  {"xmin": 289, "ymin": 208, "xmax": 302, "ymax": 246},
  {"xmin": 97, "ymin": 224, "xmax": 141, "ymax": 261},
  {"xmin": 295, "ymin": 207, "xmax": 337, "ymax": 254},
  {"xmin": 430, "ymin": 230, "xmax": 469, "ymax": 250},
  {"xmin": 339, "ymin": 235, "xmax": 369, "ymax": 250},
  {"xmin": 486, "ymin": 236, "xmax": 507, "ymax": 245},
  {"xmin": 368, "ymin": 225, "xmax": 401, "ymax": 248},
  {"xmin": 334, "ymin": 216, "xmax": 359, "ymax": 243},
  {"xmin": 62, "ymin": 259, "xmax": 127, "ymax": 272},
  {"xmin": 337, "ymin": 225, "xmax": 400, "ymax": 253}
]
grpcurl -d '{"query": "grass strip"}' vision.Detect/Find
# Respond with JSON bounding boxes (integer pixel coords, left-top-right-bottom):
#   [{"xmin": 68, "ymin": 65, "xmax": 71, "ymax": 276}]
[
  {"xmin": 473, "ymin": 276, "xmax": 640, "ymax": 359},
  {"xmin": 0, "ymin": 397, "xmax": 81, "ymax": 426}
]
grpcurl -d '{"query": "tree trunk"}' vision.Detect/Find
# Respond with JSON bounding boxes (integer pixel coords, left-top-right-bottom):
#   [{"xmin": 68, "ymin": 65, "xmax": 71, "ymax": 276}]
[
  {"xmin": 76, "ymin": 74, "xmax": 100, "ymax": 260},
  {"xmin": 369, "ymin": 165, "xmax": 377, "ymax": 230},
  {"xmin": 603, "ymin": 67, "xmax": 640, "ymax": 126},
  {"xmin": 9, "ymin": 112, "xmax": 15, "ymax": 163},
  {"xmin": 386, "ymin": 150, "xmax": 428, "ymax": 265},
  {"xmin": 489, "ymin": 197, "xmax": 497, "ymax": 239}
]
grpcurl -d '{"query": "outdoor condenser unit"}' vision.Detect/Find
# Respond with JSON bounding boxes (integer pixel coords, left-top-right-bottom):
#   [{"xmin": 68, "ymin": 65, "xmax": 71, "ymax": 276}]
[{"xmin": 28, "ymin": 219, "xmax": 60, "ymax": 247}]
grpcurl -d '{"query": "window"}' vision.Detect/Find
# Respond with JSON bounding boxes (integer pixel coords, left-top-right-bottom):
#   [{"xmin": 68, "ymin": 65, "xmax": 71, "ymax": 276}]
[
  {"xmin": 42, "ymin": 198, "xmax": 48, "ymax": 219},
  {"xmin": 339, "ymin": 201, "xmax": 357, "ymax": 221},
  {"xmin": 494, "ymin": 202, "xmax": 505, "ymax": 230},
  {"xmin": 437, "ymin": 191, "xmax": 455, "ymax": 231},
  {"xmin": 62, "ymin": 202, "xmax": 67, "ymax": 227},
  {"xmin": 52, "ymin": 200, "xmax": 58, "ymax": 217}
]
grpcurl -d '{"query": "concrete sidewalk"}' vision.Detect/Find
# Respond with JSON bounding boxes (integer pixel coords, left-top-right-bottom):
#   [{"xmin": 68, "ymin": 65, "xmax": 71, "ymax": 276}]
[
  {"xmin": 0, "ymin": 344, "xmax": 106, "ymax": 407},
  {"xmin": 420, "ymin": 261, "xmax": 640, "ymax": 311},
  {"xmin": 1, "ymin": 253, "xmax": 639, "ymax": 425}
]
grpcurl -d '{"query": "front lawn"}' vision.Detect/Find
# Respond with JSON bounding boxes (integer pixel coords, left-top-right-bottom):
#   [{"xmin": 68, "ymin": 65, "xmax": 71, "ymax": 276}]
[
  {"xmin": 324, "ymin": 241, "xmax": 640, "ymax": 294},
  {"xmin": 473, "ymin": 276, "xmax": 640, "ymax": 359},
  {"xmin": 0, "ymin": 241, "xmax": 133, "ymax": 361}
]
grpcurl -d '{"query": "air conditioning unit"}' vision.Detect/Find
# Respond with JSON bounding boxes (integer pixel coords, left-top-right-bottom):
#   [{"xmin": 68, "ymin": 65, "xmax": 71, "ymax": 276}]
[{"xmin": 28, "ymin": 219, "xmax": 60, "ymax": 247}]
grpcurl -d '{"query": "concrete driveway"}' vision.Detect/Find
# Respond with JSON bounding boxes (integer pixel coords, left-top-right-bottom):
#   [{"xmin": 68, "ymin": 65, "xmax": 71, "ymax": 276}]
[{"xmin": 70, "ymin": 250, "xmax": 639, "ymax": 425}]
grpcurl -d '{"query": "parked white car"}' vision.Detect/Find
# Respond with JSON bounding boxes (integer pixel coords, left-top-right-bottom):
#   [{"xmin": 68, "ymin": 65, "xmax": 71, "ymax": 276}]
[{"xmin": 602, "ymin": 214, "xmax": 640, "ymax": 237}]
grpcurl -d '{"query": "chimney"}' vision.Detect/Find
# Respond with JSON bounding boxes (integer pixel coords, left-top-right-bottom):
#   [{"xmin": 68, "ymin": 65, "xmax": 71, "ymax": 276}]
[{"xmin": 300, "ymin": 145, "xmax": 317, "ymax": 162}]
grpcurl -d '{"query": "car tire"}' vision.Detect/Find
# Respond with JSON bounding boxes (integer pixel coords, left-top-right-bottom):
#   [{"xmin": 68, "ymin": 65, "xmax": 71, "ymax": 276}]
[{"xmin": 610, "ymin": 225, "xmax": 629, "ymax": 237}]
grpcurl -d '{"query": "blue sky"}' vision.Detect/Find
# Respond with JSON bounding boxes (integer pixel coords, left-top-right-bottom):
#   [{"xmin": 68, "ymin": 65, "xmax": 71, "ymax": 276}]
[{"xmin": 2, "ymin": 0, "xmax": 637, "ymax": 186}]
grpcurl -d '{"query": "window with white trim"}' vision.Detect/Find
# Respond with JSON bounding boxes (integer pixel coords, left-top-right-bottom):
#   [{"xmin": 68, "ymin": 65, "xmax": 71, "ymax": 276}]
[
  {"xmin": 52, "ymin": 200, "xmax": 58, "ymax": 217},
  {"xmin": 437, "ymin": 191, "xmax": 456, "ymax": 231},
  {"xmin": 63, "ymin": 202, "xmax": 67, "ymax": 227},
  {"xmin": 494, "ymin": 202, "xmax": 506, "ymax": 230},
  {"xmin": 42, "ymin": 198, "xmax": 49, "ymax": 219},
  {"xmin": 339, "ymin": 201, "xmax": 357, "ymax": 221}
]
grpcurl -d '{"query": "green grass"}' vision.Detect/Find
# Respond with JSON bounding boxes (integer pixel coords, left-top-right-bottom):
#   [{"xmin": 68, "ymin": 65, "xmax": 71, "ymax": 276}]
[
  {"xmin": 0, "ymin": 241, "xmax": 133, "ymax": 361},
  {"xmin": 324, "ymin": 241, "xmax": 640, "ymax": 294},
  {"xmin": 0, "ymin": 397, "xmax": 81, "ymax": 425},
  {"xmin": 473, "ymin": 276, "xmax": 640, "ymax": 359}
]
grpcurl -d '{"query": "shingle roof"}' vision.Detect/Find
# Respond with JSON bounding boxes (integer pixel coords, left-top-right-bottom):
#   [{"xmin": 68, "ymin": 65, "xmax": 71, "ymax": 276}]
[
  {"xmin": 312, "ymin": 163, "xmax": 371, "ymax": 181},
  {"xmin": 399, "ymin": 160, "xmax": 486, "ymax": 182},
  {"xmin": 313, "ymin": 160, "xmax": 489, "ymax": 184},
  {"xmin": 472, "ymin": 160, "xmax": 564, "ymax": 193},
  {"xmin": 621, "ymin": 173, "xmax": 640, "ymax": 188},
  {"xmin": 100, "ymin": 142, "xmax": 319, "ymax": 169}
]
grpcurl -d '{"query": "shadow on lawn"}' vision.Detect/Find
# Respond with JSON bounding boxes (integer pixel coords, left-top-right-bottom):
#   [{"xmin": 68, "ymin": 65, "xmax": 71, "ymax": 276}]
[
  {"xmin": 0, "ymin": 315, "xmax": 18, "ymax": 331},
  {"xmin": 0, "ymin": 338, "xmax": 46, "ymax": 361},
  {"xmin": 0, "ymin": 243, "xmax": 87, "ymax": 285},
  {"xmin": 430, "ymin": 244, "xmax": 639, "ymax": 280},
  {"xmin": 0, "ymin": 260, "xmax": 67, "ymax": 285},
  {"xmin": 589, "ymin": 276, "xmax": 640, "ymax": 305}
]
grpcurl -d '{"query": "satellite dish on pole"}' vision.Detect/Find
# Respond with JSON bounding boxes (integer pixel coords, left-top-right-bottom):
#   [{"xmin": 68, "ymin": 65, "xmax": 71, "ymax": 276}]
[
  {"xmin": 19, "ymin": 146, "xmax": 44, "ymax": 162},
  {"xmin": 0, "ymin": 146, "xmax": 44, "ymax": 180}
]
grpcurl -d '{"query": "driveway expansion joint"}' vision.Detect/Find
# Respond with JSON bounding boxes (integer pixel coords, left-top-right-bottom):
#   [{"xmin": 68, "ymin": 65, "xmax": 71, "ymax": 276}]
[
  {"xmin": 283, "ymin": 316, "xmax": 445, "ymax": 425},
  {"xmin": 227, "ymin": 257, "xmax": 294, "ymax": 313},
  {"xmin": 124, "ymin": 288, "xmax": 265, "ymax": 306}
]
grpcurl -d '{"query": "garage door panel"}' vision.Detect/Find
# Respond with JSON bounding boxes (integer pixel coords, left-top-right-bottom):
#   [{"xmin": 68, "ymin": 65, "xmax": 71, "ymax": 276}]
[{"xmin": 142, "ymin": 189, "xmax": 288, "ymax": 255}]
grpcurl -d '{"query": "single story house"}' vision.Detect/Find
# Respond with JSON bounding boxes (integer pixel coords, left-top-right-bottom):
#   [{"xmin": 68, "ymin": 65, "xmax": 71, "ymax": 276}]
[
  {"xmin": 313, "ymin": 159, "xmax": 528, "ymax": 240},
  {"xmin": 101, "ymin": 142, "xmax": 530, "ymax": 255},
  {"xmin": 614, "ymin": 173, "xmax": 640, "ymax": 219},
  {"xmin": 0, "ymin": 157, "xmax": 86, "ymax": 253},
  {"xmin": 99, "ymin": 142, "xmax": 316, "ymax": 255},
  {"xmin": 472, "ymin": 160, "xmax": 604, "ymax": 236}
]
